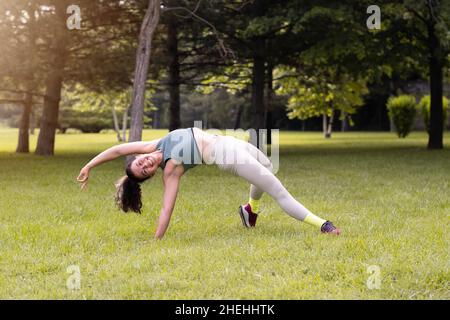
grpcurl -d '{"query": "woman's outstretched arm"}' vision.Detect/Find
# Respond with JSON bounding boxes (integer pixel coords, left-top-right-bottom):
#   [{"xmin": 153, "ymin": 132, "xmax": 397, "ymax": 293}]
[{"xmin": 76, "ymin": 139, "xmax": 160, "ymax": 189}]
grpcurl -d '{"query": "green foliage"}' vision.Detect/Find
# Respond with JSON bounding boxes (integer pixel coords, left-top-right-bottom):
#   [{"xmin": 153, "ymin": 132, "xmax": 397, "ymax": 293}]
[
  {"xmin": 240, "ymin": 15, "xmax": 287, "ymax": 38},
  {"xmin": 59, "ymin": 110, "xmax": 113, "ymax": 133},
  {"xmin": 418, "ymin": 95, "xmax": 449, "ymax": 133},
  {"xmin": 63, "ymin": 84, "xmax": 132, "ymax": 114},
  {"xmin": 403, "ymin": 0, "xmax": 450, "ymax": 54},
  {"xmin": 182, "ymin": 89, "xmax": 247, "ymax": 128},
  {"xmin": 59, "ymin": 84, "xmax": 155, "ymax": 133},
  {"xmin": 386, "ymin": 95, "xmax": 417, "ymax": 138},
  {"xmin": 0, "ymin": 104, "xmax": 21, "ymax": 127},
  {"xmin": 276, "ymin": 66, "xmax": 368, "ymax": 123},
  {"xmin": 197, "ymin": 65, "xmax": 252, "ymax": 95}
]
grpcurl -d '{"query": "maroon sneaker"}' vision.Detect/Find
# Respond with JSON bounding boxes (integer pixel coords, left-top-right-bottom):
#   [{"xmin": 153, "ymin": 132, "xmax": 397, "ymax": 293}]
[
  {"xmin": 321, "ymin": 221, "xmax": 341, "ymax": 235},
  {"xmin": 238, "ymin": 203, "xmax": 258, "ymax": 228}
]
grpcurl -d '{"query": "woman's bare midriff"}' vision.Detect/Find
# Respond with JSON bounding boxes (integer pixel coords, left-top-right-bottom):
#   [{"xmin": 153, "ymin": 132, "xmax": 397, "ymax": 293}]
[{"xmin": 191, "ymin": 127, "xmax": 219, "ymax": 162}]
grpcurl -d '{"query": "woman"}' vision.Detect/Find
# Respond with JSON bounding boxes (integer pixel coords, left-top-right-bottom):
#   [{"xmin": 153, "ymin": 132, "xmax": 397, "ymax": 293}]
[{"xmin": 76, "ymin": 127, "xmax": 341, "ymax": 239}]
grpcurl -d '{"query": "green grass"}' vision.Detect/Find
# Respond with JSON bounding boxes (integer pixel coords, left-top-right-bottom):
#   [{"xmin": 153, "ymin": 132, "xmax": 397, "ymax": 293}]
[{"xmin": 0, "ymin": 128, "xmax": 449, "ymax": 299}]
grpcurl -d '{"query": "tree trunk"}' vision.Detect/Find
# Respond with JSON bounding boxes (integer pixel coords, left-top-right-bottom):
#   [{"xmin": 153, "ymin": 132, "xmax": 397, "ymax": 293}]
[
  {"xmin": 35, "ymin": 64, "xmax": 65, "ymax": 155},
  {"xmin": 234, "ymin": 105, "xmax": 243, "ymax": 130},
  {"xmin": 16, "ymin": 93, "xmax": 32, "ymax": 153},
  {"xmin": 341, "ymin": 112, "xmax": 349, "ymax": 132},
  {"xmin": 322, "ymin": 113, "xmax": 327, "ymax": 138},
  {"xmin": 153, "ymin": 107, "xmax": 160, "ymax": 129},
  {"xmin": 36, "ymin": 71, "xmax": 64, "ymax": 155},
  {"xmin": 427, "ymin": 24, "xmax": 444, "ymax": 150},
  {"xmin": 167, "ymin": 12, "xmax": 181, "ymax": 131},
  {"xmin": 128, "ymin": 0, "xmax": 160, "ymax": 145},
  {"xmin": 112, "ymin": 106, "xmax": 122, "ymax": 142},
  {"xmin": 203, "ymin": 102, "xmax": 209, "ymax": 129},
  {"xmin": 265, "ymin": 63, "xmax": 274, "ymax": 145},
  {"xmin": 122, "ymin": 105, "xmax": 129, "ymax": 142},
  {"xmin": 35, "ymin": 3, "xmax": 67, "ymax": 156},
  {"xmin": 30, "ymin": 107, "xmax": 35, "ymax": 135},
  {"xmin": 17, "ymin": 1, "xmax": 37, "ymax": 152},
  {"xmin": 251, "ymin": 38, "xmax": 265, "ymax": 147},
  {"xmin": 325, "ymin": 108, "xmax": 334, "ymax": 138}
]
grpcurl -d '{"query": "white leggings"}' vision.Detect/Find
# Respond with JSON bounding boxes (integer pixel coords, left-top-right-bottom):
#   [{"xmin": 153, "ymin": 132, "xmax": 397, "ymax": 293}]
[{"xmin": 204, "ymin": 136, "xmax": 313, "ymax": 221}]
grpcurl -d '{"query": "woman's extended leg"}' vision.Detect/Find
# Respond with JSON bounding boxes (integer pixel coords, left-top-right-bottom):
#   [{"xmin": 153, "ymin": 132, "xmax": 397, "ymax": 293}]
[{"xmin": 213, "ymin": 136, "xmax": 340, "ymax": 234}]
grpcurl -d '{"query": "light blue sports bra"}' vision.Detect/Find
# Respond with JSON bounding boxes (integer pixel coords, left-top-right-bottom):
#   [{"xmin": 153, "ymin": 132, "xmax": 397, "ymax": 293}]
[{"xmin": 156, "ymin": 128, "xmax": 202, "ymax": 172}]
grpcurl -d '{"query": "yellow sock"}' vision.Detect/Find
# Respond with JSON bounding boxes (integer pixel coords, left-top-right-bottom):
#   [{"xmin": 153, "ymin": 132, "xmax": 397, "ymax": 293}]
[
  {"xmin": 304, "ymin": 213, "xmax": 326, "ymax": 228},
  {"xmin": 248, "ymin": 197, "xmax": 260, "ymax": 213}
]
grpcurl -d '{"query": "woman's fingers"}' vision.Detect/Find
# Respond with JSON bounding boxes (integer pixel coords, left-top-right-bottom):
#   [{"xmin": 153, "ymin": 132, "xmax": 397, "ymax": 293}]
[
  {"xmin": 76, "ymin": 171, "xmax": 88, "ymax": 186},
  {"xmin": 76, "ymin": 167, "xmax": 90, "ymax": 190}
]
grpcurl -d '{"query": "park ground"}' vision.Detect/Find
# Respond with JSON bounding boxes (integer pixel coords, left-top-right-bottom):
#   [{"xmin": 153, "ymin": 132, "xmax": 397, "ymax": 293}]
[{"xmin": 0, "ymin": 128, "xmax": 448, "ymax": 299}]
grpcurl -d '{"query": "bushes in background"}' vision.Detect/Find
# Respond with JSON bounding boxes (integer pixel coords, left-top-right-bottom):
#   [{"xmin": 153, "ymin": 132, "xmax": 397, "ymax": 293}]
[
  {"xmin": 387, "ymin": 95, "xmax": 417, "ymax": 138},
  {"xmin": 59, "ymin": 109, "xmax": 113, "ymax": 133}
]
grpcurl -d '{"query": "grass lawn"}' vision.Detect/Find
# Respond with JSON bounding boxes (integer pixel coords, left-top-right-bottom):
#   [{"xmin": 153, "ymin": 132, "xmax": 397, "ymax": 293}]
[{"xmin": 0, "ymin": 128, "xmax": 448, "ymax": 299}]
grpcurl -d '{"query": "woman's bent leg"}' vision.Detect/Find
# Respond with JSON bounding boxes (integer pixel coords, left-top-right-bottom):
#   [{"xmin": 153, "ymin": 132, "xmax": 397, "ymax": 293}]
[
  {"xmin": 233, "ymin": 157, "xmax": 316, "ymax": 221},
  {"xmin": 234, "ymin": 139, "xmax": 273, "ymax": 212},
  {"xmin": 215, "ymin": 144, "xmax": 322, "ymax": 223}
]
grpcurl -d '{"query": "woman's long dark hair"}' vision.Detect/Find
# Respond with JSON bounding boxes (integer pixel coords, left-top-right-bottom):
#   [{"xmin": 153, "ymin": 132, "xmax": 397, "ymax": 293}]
[{"xmin": 115, "ymin": 158, "xmax": 149, "ymax": 214}]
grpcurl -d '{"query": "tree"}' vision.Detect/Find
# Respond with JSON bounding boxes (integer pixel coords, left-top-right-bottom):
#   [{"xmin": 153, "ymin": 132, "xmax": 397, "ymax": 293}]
[
  {"xmin": 402, "ymin": 0, "xmax": 450, "ymax": 149},
  {"xmin": 217, "ymin": 0, "xmax": 314, "ymax": 145},
  {"xmin": 271, "ymin": 1, "xmax": 378, "ymax": 137},
  {"xmin": 128, "ymin": 0, "xmax": 160, "ymax": 144},
  {"xmin": 372, "ymin": 0, "xmax": 450, "ymax": 148},
  {"xmin": 61, "ymin": 84, "xmax": 155, "ymax": 140},
  {"xmin": 15, "ymin": 2, "xmax": 40, "ymax": 153},
  {"xmin": 35, "ymin": 0, "xmax": 71, "ymax": 155},
  {"xmin": 0, "ymin": 0, "xmax": 45, "ymax": 153},
  {"xmin": 156, "ymin": 0, "xmax": 235, "ymax": 132},
  {"xmin": 205, "ymin": 1, "xmax": 369, "ymax": 144},
  {"xmin": 165, "ymin": 9, "xmax": 181, "ymax": 131},
  {"xmin": 0, "ymin": 0, "xmax": 146, "ymax": 155},
  {"xmin": 277, "ymin": 65, "xmax": 368, "ymax": 138}
]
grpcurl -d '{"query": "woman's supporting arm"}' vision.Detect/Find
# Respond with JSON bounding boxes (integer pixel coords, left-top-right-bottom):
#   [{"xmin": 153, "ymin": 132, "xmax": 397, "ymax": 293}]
[{"xmin": 154, "ymin": 173, "xmax": 180, "ymax": 240}]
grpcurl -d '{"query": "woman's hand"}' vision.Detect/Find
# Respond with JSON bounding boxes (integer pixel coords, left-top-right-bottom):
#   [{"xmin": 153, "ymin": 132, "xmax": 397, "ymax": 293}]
[{"xmin": 76, "ymin": 166, "xmax": 90, "ymax": 190}]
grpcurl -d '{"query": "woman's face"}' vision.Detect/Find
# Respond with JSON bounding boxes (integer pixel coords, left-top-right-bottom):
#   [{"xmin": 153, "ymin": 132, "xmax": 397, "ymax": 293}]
[{"xmin": 130, "ymin": 153, "xmax": 160, "ymax": 180}]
